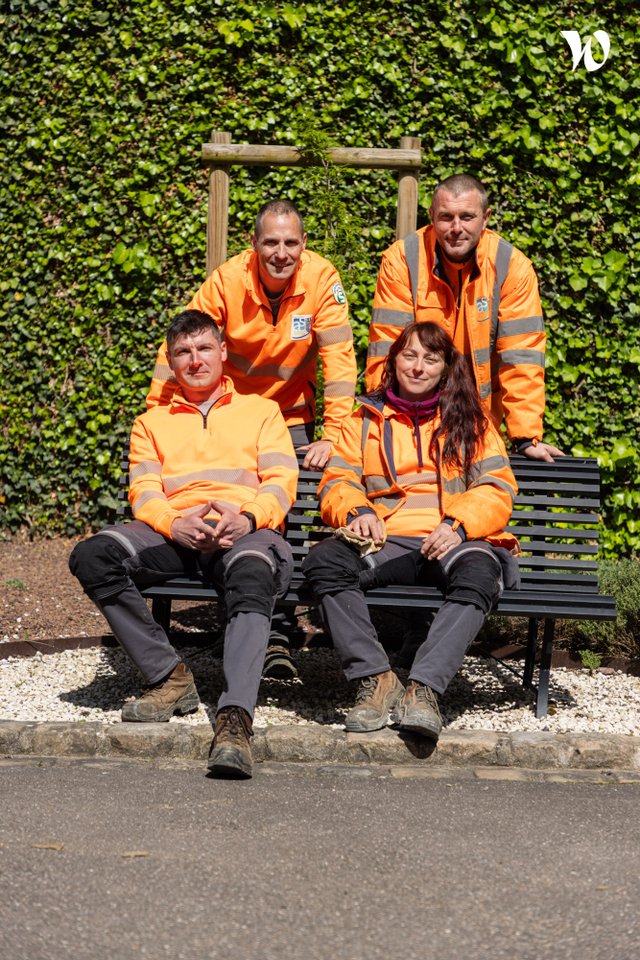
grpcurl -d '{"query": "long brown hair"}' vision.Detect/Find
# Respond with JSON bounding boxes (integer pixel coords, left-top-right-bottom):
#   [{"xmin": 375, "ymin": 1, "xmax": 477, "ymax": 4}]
[{"xmin": 375, "ymin": 321, "xmax": 489, "ymax": 473}]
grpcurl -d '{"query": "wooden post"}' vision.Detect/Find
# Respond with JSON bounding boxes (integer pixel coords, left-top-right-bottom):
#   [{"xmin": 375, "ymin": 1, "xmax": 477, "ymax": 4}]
[
  {"xmin": 395, "ymin": 136, "xmax": 421, "ymax": 240},
  {"xmin": 206, "ymin": 130, "xmax": 231, "ymax": 277}
]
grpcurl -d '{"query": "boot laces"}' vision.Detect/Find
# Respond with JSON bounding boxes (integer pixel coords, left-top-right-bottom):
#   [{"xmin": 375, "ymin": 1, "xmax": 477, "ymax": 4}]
[
  {"xmin": 413, "ymin": 682, "xmax": 440, "ymax": 713},
  {"xmin": 355, "ymin": 675, "xmax": 379, "ymax": 703},
  {"xmin": 218, "ymin": 707, "xmax": 251, "ymax": 742}
]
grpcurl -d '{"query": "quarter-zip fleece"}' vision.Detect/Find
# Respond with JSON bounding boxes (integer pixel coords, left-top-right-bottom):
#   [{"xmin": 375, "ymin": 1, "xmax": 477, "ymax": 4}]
[{"xmin": 129, "ymin": 377, "xmax": 298, "ymax": 538}]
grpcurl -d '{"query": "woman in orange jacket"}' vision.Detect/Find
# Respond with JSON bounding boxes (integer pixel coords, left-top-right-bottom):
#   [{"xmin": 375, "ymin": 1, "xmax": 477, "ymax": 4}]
[{"xmin": 303, "ymin": 321, "xmax": 520, "ymax": 739}]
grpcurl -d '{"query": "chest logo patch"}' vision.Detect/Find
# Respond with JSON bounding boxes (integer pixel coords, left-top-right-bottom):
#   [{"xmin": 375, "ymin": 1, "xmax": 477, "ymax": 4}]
[
  {"xmin": 332, "ymin": 282, "xmax": 347, "ymax": 305},
  {"xmin": 291, "ymin": 314, "xmax": 313, "ymax": 340},
  {"xmin": 476, "ymin": 297, "xmax": 489, "ymax": 314}
]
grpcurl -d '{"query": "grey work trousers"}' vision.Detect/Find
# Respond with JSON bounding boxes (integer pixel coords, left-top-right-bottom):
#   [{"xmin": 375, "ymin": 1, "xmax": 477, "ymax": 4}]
[
  {"xmin": 69, "ymin": 522, "xmax": 293, "ymax": 718},
  {"xmin": 306, "ymin": 536, "xmax": 502, "ymax": 695}
]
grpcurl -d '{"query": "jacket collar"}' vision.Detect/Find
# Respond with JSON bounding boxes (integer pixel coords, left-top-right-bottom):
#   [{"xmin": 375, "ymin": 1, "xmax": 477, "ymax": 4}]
[
  {"xmin": 169, "ymin": 376, "xmax": 235, "ymax": 412},
  {"xmin": 244, "ymin": 248, "xmax": 308, "ymax": 305},
  {"xmin": 432, "ymin": 239, "xmax": 481, "ymax": 284}
]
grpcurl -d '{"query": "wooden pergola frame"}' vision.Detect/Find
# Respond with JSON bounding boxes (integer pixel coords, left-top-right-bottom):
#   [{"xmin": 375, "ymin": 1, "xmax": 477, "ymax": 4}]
[{"xmin": 202, "ymin": 130, "xmax": 422, "ymax": 276}]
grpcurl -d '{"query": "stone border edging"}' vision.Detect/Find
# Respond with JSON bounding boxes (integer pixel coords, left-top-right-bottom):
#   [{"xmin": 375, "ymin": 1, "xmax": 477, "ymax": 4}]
[{"xmin": 1, "ymin": 720, "xmax": 639, "ymax": 771}]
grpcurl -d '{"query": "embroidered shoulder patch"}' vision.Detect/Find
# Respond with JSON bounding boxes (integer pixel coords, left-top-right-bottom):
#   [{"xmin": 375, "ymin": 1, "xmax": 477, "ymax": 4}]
[
  {"xmin": 332, "ymin": 282, "xmax": 347, "ymax": 305},
  {"xmin": 291, "ymin": 314, "xmax": 313, "ymax": 340}
]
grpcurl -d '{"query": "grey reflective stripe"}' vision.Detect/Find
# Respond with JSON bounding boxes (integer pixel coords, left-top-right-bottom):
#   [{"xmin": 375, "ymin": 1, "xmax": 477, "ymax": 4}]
[
  {"xmin": 132, "ymin": 490, "xmax": 169, "ymax": 514},
  {"xmin": 152, "ymin": 362, "xmax": 176, "ymax": 383},
  {"xmin": 496, "ymin": 315, "xmax": 544, "ymax": 339},
  {"xmin": 163, "ymin": 468, "xmax": 259, "ymax": 494},
  {"xmin": 257, "ymin": 484, "xmax": 293, "ymax": 511},
  {"xmin": 360, "ymin": 411, "xmax": 374, "ymax": 457},
  {"xmin": 397, "ymin": 471, "xmax": 438, "ymax": 485},
  {"xmin": 324, "ymin": 380, "xmax": 356, "ymax": 398},
  {"xmin": 468, "ymin": 476, "xmax": 516, "ymax": 502},
  {"xmin": 442, "ymin": 476, "xmax": 467, "ymax": 495},
  {"xmin": 403, "ymin": 231, "xmax": 420, "ymax": 311},
  {"xmin": 473, "ymin": 347, "xmax": 491, "ymax": 366},
  {"xmin": 366, "ymin": 475, "xmax": 391, "ymax": 493},
  {"xmin": 367, "ymin": 340, "xmax": 392, "ymax": 359},
  {"xmin": 226, "ymin": 548, "xmax": 276, "ymax": 574},
  {"xmin": 441, "ymin": 542, "xmax": 500, "ymax": 576},
  {"xmin": 499, "ymin": 349, "xmax": 545, "ymax": 367},
  {"xmin": 376, "ymin": 494, "xmax": 403, "ymax": 510},
  {"xmin": 316, "ymin": 324, "xmax": 354, "ymax": 346},
  {"xmin": 226, "ymin": 349, "xmax": 316, "ymax": 381},
  {"xmin": 490, "ymin": 238, "xmax": 513, "ymax": 353},
  {"xmin": 258, "ymin": 452, "xmax": 299, "ymax": 472},
  {"xmin": 398, "ymin": 494, "xmax": 440, "ymax": 509},
  {"xmin": 319, "ymin": 477, "xmax": 366, "ymax": 503},
  {"xmin": 479, "ymin": 382, "xmax": 492, "ymax": 400},
  {"xmin": 383, "ymin": 419, "xmax": 397, "ymax": 483},
  {"xmin": 371, "ymin": 307, "xmax": 415, "ymax": 327},
  {"xmin": 95, "ymin": 528, "xmax": 139, "ymax": 557},
  {"xmin": 467, "ymin": 454, "xmax": 511, "ymax": 481},
  {"xmin": 129, "ymin": 461, "xmax": 162, "ymax": 481},
  {"xmin": 329, "ymin": 455, "xmax": 363, "ymax": 476}
]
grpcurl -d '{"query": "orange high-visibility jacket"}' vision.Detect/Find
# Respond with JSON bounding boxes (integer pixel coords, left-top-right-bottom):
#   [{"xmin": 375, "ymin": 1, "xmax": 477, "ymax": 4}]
[
  {"xmin": 129, "ymin": 377, "xmax": 298, "ymax": 538},
  {"xmin": 146, "ymin": 249, "xmax": 357, "ymax": 444},
  {"xmin": 365, "ymin": 227, "xmax": 546, "ymax": 443},
  {"xmin": 318, "ymin": 394, "xmax": 519, "ymax": 551}
]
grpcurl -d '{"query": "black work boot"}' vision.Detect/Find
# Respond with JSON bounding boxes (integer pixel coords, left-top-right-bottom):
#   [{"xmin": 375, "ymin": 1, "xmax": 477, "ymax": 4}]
[
  {"xmin": 208, "ymin": 706, "xmax": 254, "ymax": 779},
  {"xmin": 121, "ymin": 662, "xmax": 200, "ymax": 722},
  {"xmin": 390, "ymin": 680, "xmax": 443, "ymax": 739},
  {"xmin": 345, "ymin": 671, "xmax": 405, "ymax": 732}
]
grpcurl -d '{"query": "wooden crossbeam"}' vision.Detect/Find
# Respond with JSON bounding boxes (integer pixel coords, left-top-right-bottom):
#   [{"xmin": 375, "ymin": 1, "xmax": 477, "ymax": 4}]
[{"xmin": 203, "ymin": 130, "xmax": 422, "ymax": 276}]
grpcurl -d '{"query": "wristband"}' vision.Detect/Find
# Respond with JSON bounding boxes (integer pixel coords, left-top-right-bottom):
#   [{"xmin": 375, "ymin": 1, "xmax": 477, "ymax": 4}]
[
  {"xmin": 240, "ymin": 512, "xmax": 257, "ymax": 533},
  {"xmin": 443, "ymin": 517, "xmax": 467, "ymax": 541}
]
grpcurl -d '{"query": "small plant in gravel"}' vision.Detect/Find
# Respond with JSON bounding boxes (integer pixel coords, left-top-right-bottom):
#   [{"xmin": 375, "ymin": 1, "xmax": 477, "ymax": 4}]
[
  {"xmin": 578, "ymin": 649, "xmax": 603, "ymax": 673},
  {"xmin": 5, "ymin": 578, "xmax": 26, "ymax": 591}
]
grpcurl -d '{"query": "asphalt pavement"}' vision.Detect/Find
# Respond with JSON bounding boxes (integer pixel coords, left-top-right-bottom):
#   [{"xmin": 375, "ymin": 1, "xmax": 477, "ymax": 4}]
[{"xmin": 1, "ymin": 757, "xmax": 639, "ymax": 960}]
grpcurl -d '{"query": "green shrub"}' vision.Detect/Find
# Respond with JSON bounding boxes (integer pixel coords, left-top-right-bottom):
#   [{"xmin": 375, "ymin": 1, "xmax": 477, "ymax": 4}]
[{"xmin": 572, "ymin": 558, "xmax": 640, "ymax": 660}]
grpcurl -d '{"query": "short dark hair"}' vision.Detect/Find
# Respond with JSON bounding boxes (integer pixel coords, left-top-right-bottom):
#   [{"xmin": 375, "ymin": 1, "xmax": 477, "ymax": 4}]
[
  {"xmin": 431, "ymin": 174, "xmax": 489, "ymax": 214},
  {"xmin": 166, "ymin": 310, "xmax": 222, "ymax": 353},
  {"xmin": 254, "ymin": 199, "xmax": 305, "ymax": 238}
]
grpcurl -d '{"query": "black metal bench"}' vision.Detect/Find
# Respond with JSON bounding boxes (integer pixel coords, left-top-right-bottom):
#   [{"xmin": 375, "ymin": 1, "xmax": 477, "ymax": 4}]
[{"xmin": 119, "ymin": 453, "xmax": 616, "ymax": 718}]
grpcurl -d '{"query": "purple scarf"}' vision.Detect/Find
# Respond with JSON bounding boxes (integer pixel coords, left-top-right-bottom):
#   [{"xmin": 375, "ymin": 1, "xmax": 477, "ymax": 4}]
[{"xmin": 383, "ymin": 387, "xmax": 441, "ymax": 469}]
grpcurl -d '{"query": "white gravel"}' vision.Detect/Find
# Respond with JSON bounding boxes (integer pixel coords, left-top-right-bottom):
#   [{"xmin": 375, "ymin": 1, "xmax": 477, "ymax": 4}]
[{"xmin": 1, "ymin": 644, "xmax": 639, "ymax": 736}]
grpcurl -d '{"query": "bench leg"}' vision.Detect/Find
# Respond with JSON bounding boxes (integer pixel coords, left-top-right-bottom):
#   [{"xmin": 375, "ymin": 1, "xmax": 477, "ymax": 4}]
[
  {"xmin": 535, "ymin": 619, "xmax": 555, "ymax": 719},
  {"xmin": 151, "ymin": 597, "xmax": 172, "ymax": 635},
  {"xmin": 523, "ymin": 617, "xmax": 538, "ymax": 689}
]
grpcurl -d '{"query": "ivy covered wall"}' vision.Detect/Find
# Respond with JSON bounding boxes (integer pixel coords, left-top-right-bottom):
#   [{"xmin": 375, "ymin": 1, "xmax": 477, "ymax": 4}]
[{"xmin": 1, "ymin": 0, "xmax": 638, "ymax": 553}]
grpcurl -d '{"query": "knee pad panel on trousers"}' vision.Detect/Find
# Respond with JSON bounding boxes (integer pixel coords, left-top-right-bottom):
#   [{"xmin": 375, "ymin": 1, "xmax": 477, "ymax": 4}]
[
  {"xmin": 444, "ymin": 552, "xmax": 502, "ymax": 615},
  {"xmin": 223, "ymin": 555, "xmax": 278, "ymax": 619},
  {"xmin": 302, "ymin": 537, "xmax": 366, "ymax": 598},
  {"xmin": 68, "ymin": 535, "xmax": 132, "ymax": 600}
]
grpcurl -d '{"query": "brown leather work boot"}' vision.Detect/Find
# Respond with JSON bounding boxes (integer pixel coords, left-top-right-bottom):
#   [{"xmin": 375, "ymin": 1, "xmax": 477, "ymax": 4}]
[
  {"xmin": 345, "ymin": 670, "xmax": 405, "ymax": 733},
  {"xmin": 121, "ymin": 662, "xmax": 200, "ymax": 722},
  {"xmin": 208, "ymin": 706, "xmax": 254, "ymax": 779},
  {"xmin": 390, "ymin": 680, "xmax": 443, "ymax": 739}
]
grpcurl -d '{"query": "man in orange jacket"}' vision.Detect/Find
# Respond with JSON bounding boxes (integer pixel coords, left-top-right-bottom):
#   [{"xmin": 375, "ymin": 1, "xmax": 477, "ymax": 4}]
[
  {"xmin": 70, "ymin": 311, "xmax": 298, "ymax": 779},
  {"xmin": 366, "ymin": 173, "xmax": 562, "ymax": 463},
  {"xmin": 147, "ymin": 199, "xmax": 357, "ymax": 472}
]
